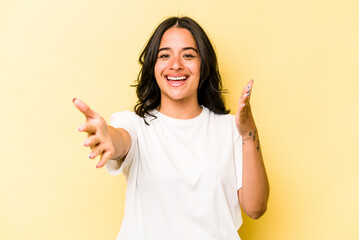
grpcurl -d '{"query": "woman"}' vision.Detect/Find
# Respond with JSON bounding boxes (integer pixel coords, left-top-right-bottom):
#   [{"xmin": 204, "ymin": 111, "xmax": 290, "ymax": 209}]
[{"xmin": 73, "ymin": 16, "xmax": 269, "ymax": 240}]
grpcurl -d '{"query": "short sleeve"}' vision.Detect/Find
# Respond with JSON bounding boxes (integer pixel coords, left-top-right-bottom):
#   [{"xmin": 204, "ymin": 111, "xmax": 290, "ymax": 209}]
[
  {"xmin": 105, "ymin": 111, "xmax": 138, "ymax": 176},
  {"xmin": 233, "ymin": 119, "xmax": 243, "ymax": 190}
]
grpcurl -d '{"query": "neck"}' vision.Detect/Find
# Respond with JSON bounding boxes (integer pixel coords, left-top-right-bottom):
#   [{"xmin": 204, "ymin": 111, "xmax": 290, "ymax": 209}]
[{"xmin": 157, "ymin": 99, "xmax": 202, "ymax": 119}]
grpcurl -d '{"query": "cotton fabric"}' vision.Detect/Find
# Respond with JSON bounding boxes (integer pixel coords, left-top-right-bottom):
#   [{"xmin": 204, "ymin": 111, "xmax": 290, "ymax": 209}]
[{"xmin": 106, "ymin": 107, "xmax": 243, "ymax": 240}]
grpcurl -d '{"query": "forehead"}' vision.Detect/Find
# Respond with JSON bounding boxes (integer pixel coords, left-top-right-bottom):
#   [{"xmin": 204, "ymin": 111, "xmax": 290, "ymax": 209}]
[{"xmin": 159, "ymin": 27, "xmax": 198, "ymax": 49}]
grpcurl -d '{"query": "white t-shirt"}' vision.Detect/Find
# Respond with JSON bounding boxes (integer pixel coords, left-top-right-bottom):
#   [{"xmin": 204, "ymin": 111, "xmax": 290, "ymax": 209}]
[{"xmin": 106, "ymin": 107, "xmax": 243, "ymax": 240}]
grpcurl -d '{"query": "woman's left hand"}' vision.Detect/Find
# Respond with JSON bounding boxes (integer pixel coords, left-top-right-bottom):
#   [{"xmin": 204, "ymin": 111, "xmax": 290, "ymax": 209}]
[
  {"xmin": 236, "ymin": 80, "xmax": 269, "ymax": 219},
  {"xmin": 235, "ymin": 79, "xmax": 257, "ymax": 136}
]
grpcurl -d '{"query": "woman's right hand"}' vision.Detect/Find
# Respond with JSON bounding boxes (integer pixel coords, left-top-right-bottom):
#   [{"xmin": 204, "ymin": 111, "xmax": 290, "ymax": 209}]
[{"xmin": 73, "ymin": 98, "xmax": 115, "ymax": 168}]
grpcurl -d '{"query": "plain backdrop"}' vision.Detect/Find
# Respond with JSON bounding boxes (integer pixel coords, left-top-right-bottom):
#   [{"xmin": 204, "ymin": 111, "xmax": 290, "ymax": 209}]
[{"xmin": 1, "ymin": 0, "xmax": 358, "ymax": 239}]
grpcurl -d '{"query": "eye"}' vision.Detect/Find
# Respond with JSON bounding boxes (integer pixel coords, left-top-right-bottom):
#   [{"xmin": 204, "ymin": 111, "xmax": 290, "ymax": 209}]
[
  {"xmin": 158, "ymin": 54, "xmax": 170, "ymax": 59},
  {"xmin": 183, "ymin": 54, "xmax": 195, "ymax": 59}
]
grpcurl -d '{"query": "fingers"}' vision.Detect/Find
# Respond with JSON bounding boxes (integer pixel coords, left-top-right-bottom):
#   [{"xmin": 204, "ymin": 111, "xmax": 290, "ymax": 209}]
[
  {"xmin": 85, "ymin": 137, "xmax": 111, "ymax": 168},
  {"xmin": 236, "ymin": 79, "xmax": 257, "ymax": 135},
  {"xmin": 88, "ymin": 145, "xmax": 104, "ymax": 160},
  {"xmin": 247, "ymin": 79, "xmax": 254, "ymax": 89},
  {"xmin": 238, "ymin": 79, "xmax": 254, "ymax": 114},
  {"xmin": 237, "ymin": 102, "xmax": 246, "ymax": 115},
  {"xmin": 237, "ymin": 79, "xmax": 255, "ymax": 122},
  {"xmin": 83, "ymin": 135, "xmax": 100, "ymax": 148},
  {"xmin": 78, "ymin": 122, "xmax": 96, "ymax": 134},
  {"xmin": 96, "ymin": 151, "xmax": 112, "ymax": 168},
  {"xmin": 239, "ymin": 79, "xmax": 254, "ymax": 104},
  {"xmin": 73, "ymin": 98, "xmax": 96, "ymax": 119},
  {"xmin": 74, "ymin": 98, "xmax": 112, "ymax": 168},
  {"xmin": 88, "ymin": 145, "xmax": 112, "ymax": 168}
]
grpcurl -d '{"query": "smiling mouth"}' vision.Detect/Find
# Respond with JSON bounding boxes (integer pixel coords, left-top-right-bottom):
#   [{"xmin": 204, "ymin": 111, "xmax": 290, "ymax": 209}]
[
  {"xmin": 166, "ymin": 76, "xmax": 188, "ymax": 87},
  {"xmin": 166, "ymin": 76, "xmax": 188, "ymax": 81}
]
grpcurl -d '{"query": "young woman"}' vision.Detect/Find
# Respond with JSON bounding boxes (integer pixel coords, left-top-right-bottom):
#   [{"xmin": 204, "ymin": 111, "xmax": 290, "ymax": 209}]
[{"xmin": 73, "ymin": 16, "xmax": 269, "ymax": 240}]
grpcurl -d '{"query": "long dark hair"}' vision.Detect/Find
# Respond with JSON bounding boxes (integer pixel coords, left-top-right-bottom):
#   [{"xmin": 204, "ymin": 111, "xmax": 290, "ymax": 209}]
[{"xmin": 134, "ymin": 16, "xmax": 229, "ymax": 121}]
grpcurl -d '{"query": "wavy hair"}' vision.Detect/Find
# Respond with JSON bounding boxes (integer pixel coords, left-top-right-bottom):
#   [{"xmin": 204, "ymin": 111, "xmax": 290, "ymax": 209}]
[{"xmin": 134, "ymin": 16, "xmax": 229, "ymax": 122}]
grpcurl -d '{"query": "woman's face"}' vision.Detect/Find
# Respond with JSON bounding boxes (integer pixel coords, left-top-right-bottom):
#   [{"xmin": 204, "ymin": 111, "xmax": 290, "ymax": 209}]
[{"xmin": 154, "ymin": 26, "xmax": 201, "ymax": 107}]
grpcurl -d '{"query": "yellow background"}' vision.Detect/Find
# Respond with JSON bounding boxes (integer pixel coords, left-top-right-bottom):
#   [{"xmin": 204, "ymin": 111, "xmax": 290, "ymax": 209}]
[{"xmin": 1, "ymin": 0, "xmax": 358, "ymax": 239}]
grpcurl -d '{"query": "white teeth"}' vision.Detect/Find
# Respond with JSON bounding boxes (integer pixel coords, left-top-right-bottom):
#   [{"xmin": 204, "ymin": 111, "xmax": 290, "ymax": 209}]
[{"xmin": 167, "ymin": 76, "xmax": 187, "ymax": 81}]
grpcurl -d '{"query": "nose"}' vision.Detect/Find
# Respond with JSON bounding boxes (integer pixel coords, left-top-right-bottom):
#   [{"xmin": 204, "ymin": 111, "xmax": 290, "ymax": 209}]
[{"xmin": 169, "ymin": 55, "xmax": 184, "ymax": 70}]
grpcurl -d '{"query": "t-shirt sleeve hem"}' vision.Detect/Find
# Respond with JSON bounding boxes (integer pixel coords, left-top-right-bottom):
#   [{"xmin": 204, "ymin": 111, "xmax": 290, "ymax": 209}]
[
  {"xmin": 104, "ymin": 111, "xmax": 137, "ymax": 176},
  {"xmin": 233, "ymin": 118, "xmax": 243, "ymax": 192},
  {"xmin": 106, "ymin": 159, "xmax": 123, "ymax": 175}
]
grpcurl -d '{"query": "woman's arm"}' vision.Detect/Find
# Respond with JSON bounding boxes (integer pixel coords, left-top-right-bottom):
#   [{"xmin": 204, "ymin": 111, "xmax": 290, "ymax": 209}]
[
  {"xmin": 235, "ymin": 80, "xmax": 270, "ymax": 219},
  {"xmin": 73, "ymin": 98, "xmax": 131, "ymax": 168}
]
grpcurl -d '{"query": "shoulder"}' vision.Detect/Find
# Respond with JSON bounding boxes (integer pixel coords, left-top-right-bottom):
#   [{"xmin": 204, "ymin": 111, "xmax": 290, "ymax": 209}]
[
  {"xmin": 205, "ymin": 107, "xmax": 235, "ymax": 123},
  {"xmin": 110, "ymin": 111, "xmax": 140, "ymax": 128},
  {"xmin": 110, "ymin": 110, "xmax": 156, "ymax": 128},
  {"xmin": 205, "ymin": 107, "xmax": 240, "ymax": 139},
  {"xmin": 111, "ymin": 110, "xmax": 137, "ymax": 119}
]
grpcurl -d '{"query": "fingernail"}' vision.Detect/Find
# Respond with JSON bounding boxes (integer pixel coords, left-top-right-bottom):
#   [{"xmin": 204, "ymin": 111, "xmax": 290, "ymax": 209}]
[
  {"xmin": 88, "ymin": 154, "xmax": 92, "ymax": 159},
  {"xmin": 72, "ymin": 98, "xmax": 77, "ymax": 103},
  {"xmin": 82, "ymin": 141, "xmax": 86, "ymax": 146},
  {"xmin": 247, "ymin": 93, "xmax": 250, "ymax": 96}
]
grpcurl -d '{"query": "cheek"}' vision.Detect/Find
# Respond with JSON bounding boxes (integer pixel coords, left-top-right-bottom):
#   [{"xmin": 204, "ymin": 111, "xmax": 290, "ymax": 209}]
[
  {"xmin": 189, "ymin": 61, "xmax": 201, "ymax": 78},
  {"xmin": 154, "ymin": 64, "xmax": 164, "ymax": 88},
  {"xmin": 154, "ymin": 62, "xmax": 165, "ymax": 78},
  {"xmin": 190, "ymin": 59, "xmax": 201, "ymax": 72},
  {"xmin": 154, "ymin": 63, "xmax": 160, "ymax": 77}
]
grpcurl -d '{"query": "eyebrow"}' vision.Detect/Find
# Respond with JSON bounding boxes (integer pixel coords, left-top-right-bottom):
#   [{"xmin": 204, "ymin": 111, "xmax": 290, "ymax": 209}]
[{"xmin": 158, "ymin": 47, "xmax": 198, "ymax": 53}]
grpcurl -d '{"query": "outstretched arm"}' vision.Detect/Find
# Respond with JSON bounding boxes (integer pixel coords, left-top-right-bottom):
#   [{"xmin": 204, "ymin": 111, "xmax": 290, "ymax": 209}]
[
  {"xmin": 236, "ymin": 80, "xmax": 269, "ymax": 219},
  {"xmin": 73, "ymin": 98, "xmax": 131, "ymax": 168}
]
